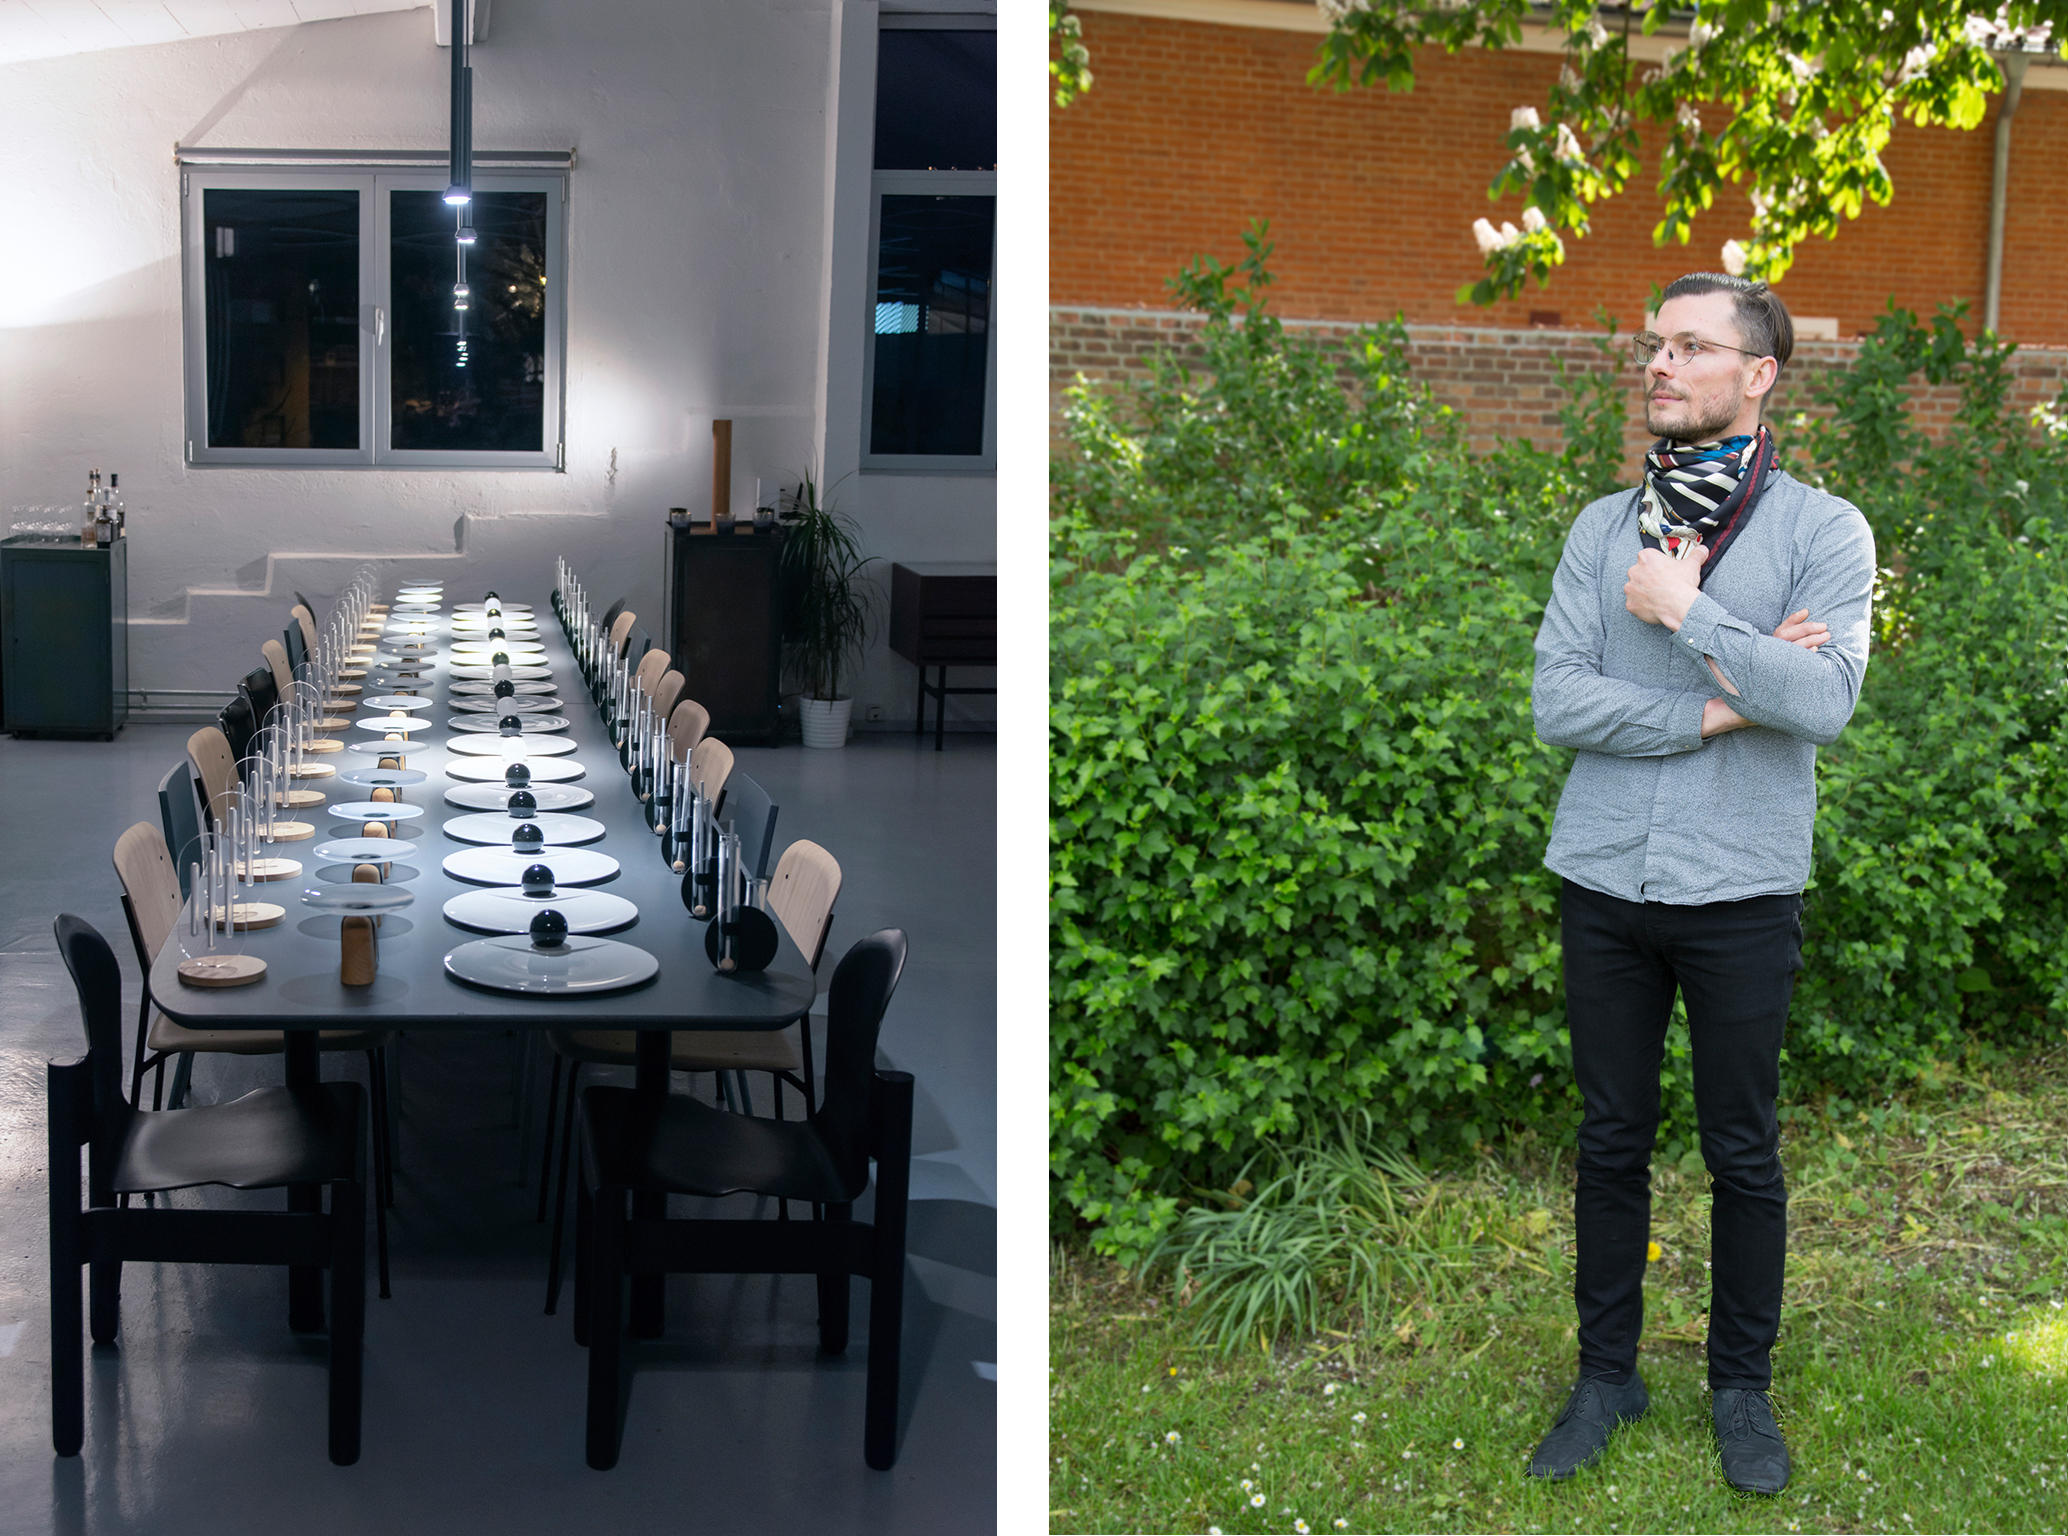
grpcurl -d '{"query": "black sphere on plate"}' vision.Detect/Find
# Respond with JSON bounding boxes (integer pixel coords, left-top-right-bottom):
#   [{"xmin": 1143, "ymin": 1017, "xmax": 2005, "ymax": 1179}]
[
  {"xmin": 521, "ymin": 863, "xmax": 556, "ymax": 896},
  {"xmin": 492, "ymin": 651, "xmax": 511, "ymax": 667},
  {"xmin": 489, "ymin": 627, "xmax": 505, "ymax": 640},
  {"xmin": 483, "ymin": 590, "xmax": 500, "ymax": 603},
  {"xmin": 504, "ymin": 761, "xmax": 532, "ymax": 788},
  {"xmin": 494, "ymin": 678, "xmax": 516, "ymax": 699},
  {"xmin": 498, "ymin": 714, "xmax": 525, "ymax": 736},
  {"xmin": 512, "ymin": 822, "xmax": 546, "ymax": 853},
  {"xmin": 528, "ymin": 909, "xmax": 569, "ymax": 948},
  {"xmin": 506, "ymin": 788, "xmax": 538, "ymax": 817}
]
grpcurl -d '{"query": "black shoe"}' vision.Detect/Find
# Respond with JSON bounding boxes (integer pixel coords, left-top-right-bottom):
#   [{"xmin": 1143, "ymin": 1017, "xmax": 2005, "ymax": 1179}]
[
  {"xmin": 1712, "ymin": 1387, "xmax": 1791, "ymax": 1494},
  {"xmin": 1526, "ymin": 1372, "xmax": 1649, "ymax": 1479}
]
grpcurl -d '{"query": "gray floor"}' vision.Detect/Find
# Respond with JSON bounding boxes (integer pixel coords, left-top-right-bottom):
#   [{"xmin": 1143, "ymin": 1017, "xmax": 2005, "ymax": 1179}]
[{"xmin": 0, "ymin": 721, "xmax": 995, "ymax": 1536}]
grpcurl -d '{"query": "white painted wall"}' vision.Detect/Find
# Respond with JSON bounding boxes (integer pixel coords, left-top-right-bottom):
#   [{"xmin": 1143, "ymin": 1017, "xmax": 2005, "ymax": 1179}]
[{"xmin": 0, "ymin": 0, "xmax": 996, "ymax": 727}]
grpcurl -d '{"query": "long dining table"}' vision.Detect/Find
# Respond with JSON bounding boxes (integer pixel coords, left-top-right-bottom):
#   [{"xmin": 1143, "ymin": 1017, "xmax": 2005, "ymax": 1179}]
[{"xmin": 147, "ymin": 576, "xmax": 816, "ymax": 1336}]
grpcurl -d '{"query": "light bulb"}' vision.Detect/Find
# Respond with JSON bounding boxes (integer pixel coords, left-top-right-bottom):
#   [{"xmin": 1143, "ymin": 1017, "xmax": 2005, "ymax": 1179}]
[
  {"xmin": 454, "ymin": 284, "xmax": 470, "ymax": 299},
  {"xmin": 444, "ymin": 186, "xmax": 472, "ymax": 207}
]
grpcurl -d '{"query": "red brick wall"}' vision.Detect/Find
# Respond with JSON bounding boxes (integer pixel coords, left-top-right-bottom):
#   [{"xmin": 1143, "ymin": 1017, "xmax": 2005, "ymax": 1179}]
[
  {"xmin": 1051, "ymin": 11, "xmax": 2068, "ymax": 344},
  {"xmin": 1049, "ymin": 306, "xmax": 2068, "ymax": 478}
]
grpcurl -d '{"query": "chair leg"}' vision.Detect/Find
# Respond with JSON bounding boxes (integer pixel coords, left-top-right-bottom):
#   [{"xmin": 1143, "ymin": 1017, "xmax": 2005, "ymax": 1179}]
[
  {"xmin": 585, "ymin": 1181, "xmax": 626, "ymax": 1470},
  {"xmin": 734, "ymin": 1070, "xmax": 754, "ymax": 1116},
  {"xmin": 818, "ymin": 1202, "xmax": 852, "ymax": 1355},
  {"xmin": 535, "ymin": 1054, "xmax": 563, "ymax": 1222},
  {"xmin": 372, "ymin": 1047, "xmax": 398, "ymax": 1208},
  {"xmin": 168, "ymin": 1050, "xmax": 195, "ymax": 1110},
  {"xmin": 88, "ymin": 1239, "xmax": 120, "ymax": 1347},
  {"xmin": 151, "ymin": 1053, "xmax": 167, "ymax": 1111},
  {"xmin": 48, "ymin": 1075, "xmax": 84, "ymax": 1458},
  {"xmin": 544, "ymin": 1062, "xmax": 581, "ymax": 1314},
  {"xmin": 864, "ymin": 1074, "xmax": 916, "ymax": 1471},
  {"xmin": 328, "ymin": 1176, "xmax": 366, "ymax": 1466},
  {"xmin": 572, "ymin": 1166, "xmax": 592, "ymax": 1348},
  {"xmin": 364, "ymin": 1052, "xmax": 392, "ymax": 1300}
]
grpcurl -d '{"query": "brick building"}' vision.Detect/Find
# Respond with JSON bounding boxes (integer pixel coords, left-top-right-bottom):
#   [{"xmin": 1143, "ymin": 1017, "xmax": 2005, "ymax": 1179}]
[{"xmin": 1050, "ymin": 0, "xmax": 2068, "ymax": 463}]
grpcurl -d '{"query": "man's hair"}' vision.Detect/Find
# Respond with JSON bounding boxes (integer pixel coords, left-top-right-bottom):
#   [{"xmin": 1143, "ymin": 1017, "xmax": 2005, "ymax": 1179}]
[{"xmin": 1659, "ymin": 272, "xmax": 1794, "ymax": 378}]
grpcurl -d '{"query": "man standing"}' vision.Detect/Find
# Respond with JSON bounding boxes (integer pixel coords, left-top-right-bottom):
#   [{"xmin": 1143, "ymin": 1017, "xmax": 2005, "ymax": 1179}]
[{"xmin": 1526, "ymin": 274, "xmax": 1876, "ymax": 1493}]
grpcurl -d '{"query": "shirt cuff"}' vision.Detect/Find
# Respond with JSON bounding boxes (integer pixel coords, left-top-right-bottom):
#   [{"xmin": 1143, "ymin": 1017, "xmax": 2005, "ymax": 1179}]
[{"xmin": 1677, "ymin": 590, "xmax": 1729, "ymax": 656}]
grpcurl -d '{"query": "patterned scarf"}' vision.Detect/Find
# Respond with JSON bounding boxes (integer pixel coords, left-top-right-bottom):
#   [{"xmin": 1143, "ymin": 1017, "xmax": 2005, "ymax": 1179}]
[{"xmin": 1637, "ymin": 424, "xmax": 1777, "ymax": 583}]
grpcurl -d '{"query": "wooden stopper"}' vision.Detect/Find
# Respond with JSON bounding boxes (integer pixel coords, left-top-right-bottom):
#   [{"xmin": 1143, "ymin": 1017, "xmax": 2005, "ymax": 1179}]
[
  {"xmin": 378, "ymin": 755, "xmax": 403, "ymax": 771},
  {"xmin": 340, "ymin": 915, "xmax": 377, "ymax": 986},
  {"xmin": 370, "ymin": 787, "xmax": 397, "ymax": 803},
  {"xmin": 360, "ymin": 825, "xmax": 391, "ymax": 880},
  {"xmin": 711, "ymin": 418, "xmax": 732, "ymax": 525}
]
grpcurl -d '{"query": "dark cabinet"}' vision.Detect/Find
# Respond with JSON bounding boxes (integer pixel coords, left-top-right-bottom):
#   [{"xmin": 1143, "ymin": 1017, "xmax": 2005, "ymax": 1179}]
[
  {"xmin": 2, "ymin": 536, "xmax": 128, "ymax": 739},
  {"xmin": 659, "ymin": 524, "xmax": 785, "ymax": 744},
  {"xmin": 889, "ymin": 561, "xmax": 995, "ymax": 750}
]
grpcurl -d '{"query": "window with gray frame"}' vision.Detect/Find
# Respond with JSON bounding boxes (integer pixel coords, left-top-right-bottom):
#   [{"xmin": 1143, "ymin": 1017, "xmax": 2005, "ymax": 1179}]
[
  {"xmin": 864, "ymin": 20, "xmax": 996, "ymax": 471},
  {"xmin": 181, "ymin": 161, "xmax": 567, "ymax": 468}
]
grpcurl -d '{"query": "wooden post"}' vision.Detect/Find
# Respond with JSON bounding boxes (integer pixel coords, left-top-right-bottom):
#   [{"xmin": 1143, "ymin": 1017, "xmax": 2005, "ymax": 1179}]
[{"xmin": 711, "ymin": 419, "xmax": 732, "ymax": 526}]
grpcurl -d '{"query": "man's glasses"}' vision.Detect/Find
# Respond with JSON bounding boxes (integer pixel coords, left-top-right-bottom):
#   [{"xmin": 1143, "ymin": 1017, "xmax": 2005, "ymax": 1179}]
[{"xmin": 1629, "ymin": 331, "xmax": 1767, "ymax": 368}]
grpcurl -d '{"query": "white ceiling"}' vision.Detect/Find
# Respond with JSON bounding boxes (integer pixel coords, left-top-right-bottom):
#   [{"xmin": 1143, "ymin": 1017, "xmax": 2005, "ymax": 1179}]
[{"xmin": 0, "ymin": 1, "xmax": 431, "ymax": 68}]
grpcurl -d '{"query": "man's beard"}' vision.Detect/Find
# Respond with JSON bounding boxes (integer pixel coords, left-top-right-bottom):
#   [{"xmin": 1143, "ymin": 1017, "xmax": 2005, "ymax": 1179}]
[{"xmin": 1645, "ymin": 388, "xmax": 1743, "ymax": 444}]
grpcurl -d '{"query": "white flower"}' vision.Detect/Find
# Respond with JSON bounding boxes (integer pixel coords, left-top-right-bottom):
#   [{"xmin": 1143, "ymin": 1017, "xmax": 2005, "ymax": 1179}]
[
  {"xmin": 1897, "ymin": 43, "xmax": 1934, "ymax": 85},
  {"xmin": 1241, "ymin": 1479, "xmax": 1254, "ymax": 1492},
  {"xmin": 1560, "ymin": 65, "xmax": 1582, "ymax": 93},
  {"xmin": 1499, "ymin": 221, "xmax": 1522, "ymax": 246},
  {"xmin": 1585, "ymin": 18, "xmax": 1609, "ymax": 51},
  {"xmin": 1165, "ymin": 1430, "xmax": 1182, "ymax": 1444},
  {"xmin": 1352, "ymin": 1411, "xmax": 1368, "ymax": 1424},
  {"xmin": 1296, "ymin": 1522, "xmax": 1311, "ymax": 1535},
  {"xmin": 1554, "ymin": 122, "xmax": 1585, "ymax": 162},
  {"xmin": 1250, "ymin": 1494, "xmax": 1266, "ymax": 1508},
  {"xmin": 1522, "ymin": 206, "xmax": 1547, "ymax": 233},
  {"xmin": 1677, "ymin": 101, "xmax": 1702, "ymax": 135},
  {"xmin": 1689, "ymin": 18, "xmax": 1716, "ymax": 49},
  {"xmin": 1452, "ymin": 1437, "xmax": 1466, "ymax": 1450},
  {"xmin": 1721, "ymin": 240, "xmax": 1747, "ymax": 276},
  {"xmin": 1316, "ymin": 0, "xmax": 1375, "ymax": 22},
  {"xmin": 1511, "ymin": 105, "xmax": 1541, "ymax": 132},
  {"xmin": 1323, "ymin": 1382, "xmax": 1338, "ymax": 1396},
  {"xmin": 1472, "ymin": 218, "xmax": 1502, "ymax": 256}
]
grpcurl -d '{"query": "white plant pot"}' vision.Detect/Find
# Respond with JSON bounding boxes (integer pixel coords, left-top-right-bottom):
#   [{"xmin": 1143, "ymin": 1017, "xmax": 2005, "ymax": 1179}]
[{"xmin": 799, "ymin": 696, "xmax": 853, "ymax": 749}]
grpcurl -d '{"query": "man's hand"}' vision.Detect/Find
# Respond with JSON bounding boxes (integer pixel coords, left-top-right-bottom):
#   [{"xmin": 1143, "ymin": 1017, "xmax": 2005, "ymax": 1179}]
[
  {"xmin": 1625, "ymin": 544, "xmax": 1708, "ymax": 631},
  {"xmin": 1700, "ymin": 611, "xmax": 1831, "ymax": 738}
]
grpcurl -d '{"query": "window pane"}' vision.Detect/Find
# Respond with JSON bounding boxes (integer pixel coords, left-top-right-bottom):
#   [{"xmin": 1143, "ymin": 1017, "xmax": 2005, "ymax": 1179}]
[
  {"xmin": 869, "ymin": 194, "xmax": 991, "ymax": 457},
  {"xmin": 390, "ymin": 189, "xmax": 548, "ymax": 453},
  {"xmin": 202, "ymin": 188, "xmax": 360, "ymax": 450},
  {"xmin": 874, "ymin": 30, "xmax": 996, "ymax": 170}
]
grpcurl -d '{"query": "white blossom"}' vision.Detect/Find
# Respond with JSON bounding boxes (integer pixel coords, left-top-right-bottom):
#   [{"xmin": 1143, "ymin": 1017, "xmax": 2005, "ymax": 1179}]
[
  {"xmin": 1472, "ymin": 217, "xmax": 1502, "ymax": 255},
  {"xmin": 1897, "ymin": 42, "xmax": 1934, "ymax": 85},
  {"xmin": 1560, "ymin": 64, "xmax": 1582, "ymax": 93},
  {"xmin": 1499, "ymin": 220, "xmax": 1522, "ymax": 246},
  {"xmin": 1721, "ymin": 239, "xmax": 1748, "ymax": 276},
  {"xmin": 1677, "ymin": 101, "xmax": 1702, "ymax": 134},
  {"xmin": 1554, "ymin": 122, "xmax": 1585, "ymax": 162},
  {"xmin": 1315, "ymin": 0, "xmax": 1375, "ymax": 22},
  {"xmin": 1585, "ymin": 18, "xmax": 1609, "ymax": 51},
  {"xmin": 1511, "ymin": 105, "xmax": 1541, "ymax": 132},
  {"xmin": 1522, "ymin": 205, "xmax": 1548, "ymax": 233},
  {"xmin": 1689, "ymin": 18, "xmax": 1716, "ymax": 49}
]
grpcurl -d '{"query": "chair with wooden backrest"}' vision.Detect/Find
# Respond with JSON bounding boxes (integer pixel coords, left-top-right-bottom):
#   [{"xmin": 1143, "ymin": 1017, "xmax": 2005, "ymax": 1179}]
[
  {"xmin": 261, "ymin": 639, "xmax": 295, "ymax": 702},
  {"xmin": 688, "ymin": 736, "xmax": 734, "ymax": 809},
  {"xmin": 572, "ymin": 929, "xmax": 912, "ymax": 1472},
  {"xmin": 539, "ymin": 838, "xmax": 842, "ymax": 1314},
  {"xmin": 634, "ymin": 648, "xmax": 670, "ymax": 699},
  {"xmin": 599, "ymin": 597, "xmax": 627, "ymax": 634},
  {"xmin": 110, "ymin": 823, "xmax": 395, "ymax": 1296},
  {"xmin": 48, "ymin": 914, "xmax": 368, "ymax": 1464},
  {"xmin": 292, "ymin": 604, "xmax": 321, "ymax": 662},
  {"xmin": 607, "ymin": 611, "xmax": 636, "ymax": 662},
  {"xmin": 187, "ymin": 726, "xmax": 239, "ymax": 830},
  {"xmin": 651, "ymin": 669, "xmax": 685, "ymax": 725},
  {"xmin": 668, "ymin": 698, "xmax": 710, "ymax": 762}
]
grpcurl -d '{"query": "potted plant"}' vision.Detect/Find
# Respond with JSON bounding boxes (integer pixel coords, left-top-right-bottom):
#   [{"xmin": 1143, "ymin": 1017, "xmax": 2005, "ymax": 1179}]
[{"xmin": 779, "ymin": 470, "xmax": 877, "ymax": 749}]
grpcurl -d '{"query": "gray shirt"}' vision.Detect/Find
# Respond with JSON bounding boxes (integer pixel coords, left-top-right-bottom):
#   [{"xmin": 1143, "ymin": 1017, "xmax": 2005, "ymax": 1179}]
[{"xmin": 1532, "ymin": 469, "xmax": 1876, "ymax": 905}]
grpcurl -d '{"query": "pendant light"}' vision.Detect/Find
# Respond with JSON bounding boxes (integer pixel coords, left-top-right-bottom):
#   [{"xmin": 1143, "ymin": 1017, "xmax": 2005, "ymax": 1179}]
[{"xmin": 444, "ymin": 0, "xmax": 472, "ymax": 207}]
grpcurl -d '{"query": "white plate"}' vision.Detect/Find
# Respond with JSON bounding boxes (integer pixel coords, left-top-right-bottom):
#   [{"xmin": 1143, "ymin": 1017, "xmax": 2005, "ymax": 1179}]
[
  {"xmin": 353, "ymin": 716, "xmax": 431, "ymax": 734},
  {"xmin": 442, "ymin": 811, "xmax": 606, "ymax": 846},
  {"xmin": 450, "ymin": 665, "xmax": 554, "ymax": 681},
  {"xmin": 443, "ymin": 781, "xmax": 595, "ymax": 811},
  {"xmin": 364, "ymin": 695, "xmax": 435, "ymax": 712},
  {"xmin": 450, "ymin": 680, "xmax": 557, "ymax": 696},
  {"xmin": 448, "ymin": 715, "xmax": 570, "ymax": 734},
  {"xmin": 445, "ymin": 733, "xmax": 578, "ymax": 756},
  {"xmin": 445, "ymin": 757, "xmax": 586, "ymax": 783},
  {"xmin": 336, "ymin": 767, "xmax": 430, "ymax": 789},
  {"xmin": 442, "ymin": 845, "xmax": 620, "ymax": 887},
  {"xmin": 449, "ymin": 696, "xmax": 563, "ymax": 713},
  {"xmin": 301, "ymin": 883, "xmax": 415, "ymax": 913},
  {"xmin": 442, "ymin": 886, "xmax": 639, "ymax": 936},
  {"xmin": 346, "ymin": 739, "xmax": 426, "ymax": 757},
  {"xmin": 315, "ymin": 837, "xmax": 421, "ymax": 862},
  {"xmin": 444, "ymin": 934, "xmax": 656, "ymax": 995},
  {"xmin": 451, "ymin": 602, "xmax": 534, "ymax": 615},
  {"xmin": 329, "ymin": 800, "xmax": 426, "ymax": 821}
]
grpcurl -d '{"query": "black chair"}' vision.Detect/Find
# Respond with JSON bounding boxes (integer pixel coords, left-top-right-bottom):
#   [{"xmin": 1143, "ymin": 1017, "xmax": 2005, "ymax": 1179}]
[
  {"xmin": 719, "ymin": 769, "xmax": 778, "ymax": 883},
  {"xmin": 574, "ymin": 930, "xmax": 912, "ymax": 1471},
  {"xmin": 156, "ymin": 759, "xmax": 204, "ymax": 897},
  {"xmin": 283, "ymin": 620, "xmax": 309, "ymax": 679},
  {"xmin": 599, "ymin": 597, "xmax": 627, "ymax": 634},
  {"xmin": 623, "ymin": 623, "xmax": 651, "ymax": 664},
  {"xmin": 218, "ymin": 693, "xmax": 258, "ymax": 767},
  {"xmin": 239, "ymin": 662, "xmax": 278, "ymax": 731},
  {"xmin": 47, "ymin": 915, "xmax": 368, "ymax": 1464}
]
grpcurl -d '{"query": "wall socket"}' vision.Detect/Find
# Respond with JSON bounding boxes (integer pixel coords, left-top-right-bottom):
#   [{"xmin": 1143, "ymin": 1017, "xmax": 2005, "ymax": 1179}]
[{"xmin": 865, "ymin": 704, "xmax": 884, "ymax": 722}]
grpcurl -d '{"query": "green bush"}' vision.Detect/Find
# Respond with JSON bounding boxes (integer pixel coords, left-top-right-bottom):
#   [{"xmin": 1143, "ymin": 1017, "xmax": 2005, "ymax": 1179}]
[{"xmin": 1051, "ymin": 257, "xmax": 2068, "ymax": 1265}]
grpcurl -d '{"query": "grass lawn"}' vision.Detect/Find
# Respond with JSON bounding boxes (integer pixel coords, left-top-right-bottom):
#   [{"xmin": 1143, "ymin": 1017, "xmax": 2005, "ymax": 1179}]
[{"xmin": 1050, "ymin": 1047, "xmax": 2068, "ymax": 1534}]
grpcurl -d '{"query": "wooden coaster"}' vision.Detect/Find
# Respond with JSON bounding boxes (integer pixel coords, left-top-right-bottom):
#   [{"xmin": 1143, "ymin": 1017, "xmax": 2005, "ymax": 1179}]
[
  {"xmin": 275, "ymin": 788, "xmax": 326, "ymax": 809},
  {"xmin": 338, "ymin": 672, "xmax": 366, "ymax": 684},
  {"xmin": 317, "ymin": 716, "xmax": 352, "ymax": 731},
  {"xmin": 305, "ymin": 738, "xmax": 343, "ymax": 754},
  {"xmin": 210, "ymin": 900, "xmax": 286, "ymax": 930},
  {"xmin": 265, "ymin": 820, "xmax": 316, "ymax": 842},
  {"xmin": 239, "ymin": 857, "xmax": 303, "ymax": 883},
  {"xmin": 178, "ymin": 954, "xmax": 268, "ymax": 988},
  {"xmin": 291, "ymin": 762, "xmax": 336, "ymax": 779}
]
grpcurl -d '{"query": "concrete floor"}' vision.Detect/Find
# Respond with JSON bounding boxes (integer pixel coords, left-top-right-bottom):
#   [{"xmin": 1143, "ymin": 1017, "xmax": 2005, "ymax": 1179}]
[{"xmin": 0, "ymin": 721, "xmax": 995, "ymax": 1535}]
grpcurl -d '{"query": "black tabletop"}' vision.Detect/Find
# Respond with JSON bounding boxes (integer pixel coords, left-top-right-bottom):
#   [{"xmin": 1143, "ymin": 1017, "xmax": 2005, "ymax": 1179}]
[{"xmin": 149, "ymin": 586, "xmax": 815, "ymax": 1032}]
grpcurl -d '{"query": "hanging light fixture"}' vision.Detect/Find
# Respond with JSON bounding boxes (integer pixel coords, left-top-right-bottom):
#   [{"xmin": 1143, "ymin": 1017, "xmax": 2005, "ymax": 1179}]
[
  {"xmin": 444, "ymin": 0, "xmax": 472, "ymax": 207},
  {"xmin": 456, "ymin": 204, "xmax": 477, "ymax": 246}
]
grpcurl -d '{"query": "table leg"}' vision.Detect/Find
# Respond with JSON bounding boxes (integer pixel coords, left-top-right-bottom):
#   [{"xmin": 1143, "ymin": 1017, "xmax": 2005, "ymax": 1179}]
[
  {"xmin": 913, "ymin": 667, "xmax": 924, "ymax": 737},
  {"xmin": 631, "ymin": 1031, "xmax": 666, "ymax": 1338},
  {"xmin": 933, "ymin": 666, "xmax": 947, "ymax": 752},
  {"xmin": 285, "ymin": 1032, "xmax": 325, "ymax": 1333}
]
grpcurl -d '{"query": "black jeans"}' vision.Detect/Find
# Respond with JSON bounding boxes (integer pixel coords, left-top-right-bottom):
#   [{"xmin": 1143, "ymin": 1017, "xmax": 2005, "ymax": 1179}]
[{"xmin": 1558, "ymin": 876, "xmax": 1804, "ymax": 1391}]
